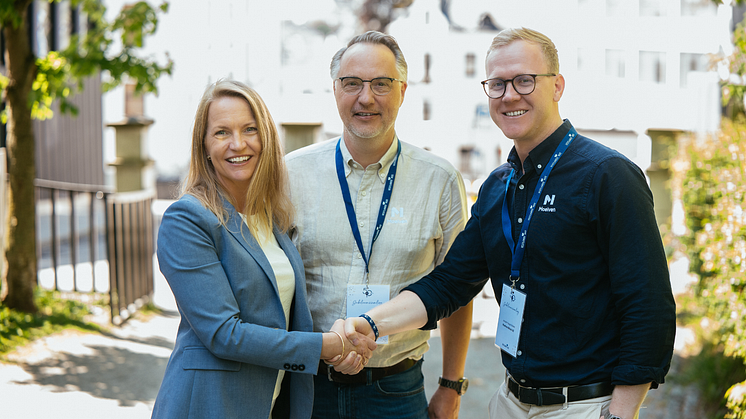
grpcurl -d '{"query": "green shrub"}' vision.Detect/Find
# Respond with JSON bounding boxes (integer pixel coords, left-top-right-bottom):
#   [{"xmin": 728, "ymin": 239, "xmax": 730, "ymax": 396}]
[{"xmin": 672, "ymin": 118, "xmax": 746, "ymax": 418}]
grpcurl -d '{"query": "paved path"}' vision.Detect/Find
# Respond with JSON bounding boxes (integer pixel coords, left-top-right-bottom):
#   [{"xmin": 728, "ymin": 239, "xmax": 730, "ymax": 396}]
[{"xmin": 0, "ymin": 310, "xmax": 179, "ymax": 419}]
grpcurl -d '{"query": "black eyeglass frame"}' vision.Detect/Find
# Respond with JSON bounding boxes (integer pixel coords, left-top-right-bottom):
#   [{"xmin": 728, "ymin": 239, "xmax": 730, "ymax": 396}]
[
  {"xmin": 481, "ymin": 73, "xmax": 557, "ymax": 99},
  {"xmin": 336, "ymin": 77, "xmax": 403, "ymax": 96}
]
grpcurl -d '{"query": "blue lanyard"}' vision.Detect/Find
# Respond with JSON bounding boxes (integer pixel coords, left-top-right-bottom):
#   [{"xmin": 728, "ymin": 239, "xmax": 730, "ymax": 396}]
[
  {"xmin": 501, "ymin": 128, "xmax": 577, "ymax": 286},
  {"xmin": 335, "ymin": 139, "xmax": 401, "ymax": 275}
]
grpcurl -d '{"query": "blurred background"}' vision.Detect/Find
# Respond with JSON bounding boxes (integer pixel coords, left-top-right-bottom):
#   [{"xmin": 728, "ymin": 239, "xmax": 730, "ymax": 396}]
[{"xmin": 1, "ymin": 0, "xmax": 745, "ymax": 418}]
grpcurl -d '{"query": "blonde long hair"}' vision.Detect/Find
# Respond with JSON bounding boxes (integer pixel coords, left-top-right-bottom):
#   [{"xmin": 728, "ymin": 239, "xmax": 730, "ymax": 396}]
[{"xmin": 181, "ymin": 79, "xmax": 293, "ymax": 235}]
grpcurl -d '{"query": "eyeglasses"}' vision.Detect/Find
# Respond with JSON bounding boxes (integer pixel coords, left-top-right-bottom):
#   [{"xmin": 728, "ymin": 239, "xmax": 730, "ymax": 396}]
[
  {"xmin": 337, "ymin": 77, "xmax": 402, "ymax": 96},
  {"xmin": 481, "ymin": 74, "xmax": 556, "ymax": 99}
]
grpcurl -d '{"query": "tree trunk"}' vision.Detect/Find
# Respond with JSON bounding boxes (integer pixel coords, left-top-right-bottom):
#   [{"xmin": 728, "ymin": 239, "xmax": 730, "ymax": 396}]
[{"xmin": 3, "ymin": 0, "xmax": 38, "ymax": 313}]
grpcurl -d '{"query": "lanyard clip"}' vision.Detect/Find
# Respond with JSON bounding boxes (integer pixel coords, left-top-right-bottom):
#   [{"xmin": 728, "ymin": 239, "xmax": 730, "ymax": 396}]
[{"xmin": 509, "ymin": 275, "xmax": 519, "ymax": 290}]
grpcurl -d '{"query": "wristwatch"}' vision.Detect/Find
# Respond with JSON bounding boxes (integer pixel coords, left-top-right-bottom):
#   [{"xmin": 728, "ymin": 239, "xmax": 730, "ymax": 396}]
[
  {"xmin": 604, "ymin": 412, "xmax": 623, "ymax": 419},
  {"xmin": 438, "ymin": 376, "xmax": 469, "ymax": 395}
]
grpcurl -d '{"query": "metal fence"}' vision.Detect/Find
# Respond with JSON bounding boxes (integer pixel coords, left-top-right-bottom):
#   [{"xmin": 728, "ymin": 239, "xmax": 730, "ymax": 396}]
[
  {"xmin": 105, "ymin": 189, "xmax": 155, "ymax": 323},
  {"xmin": 34, "ymin": 179, "xmax": 155, "ymax": 324}
]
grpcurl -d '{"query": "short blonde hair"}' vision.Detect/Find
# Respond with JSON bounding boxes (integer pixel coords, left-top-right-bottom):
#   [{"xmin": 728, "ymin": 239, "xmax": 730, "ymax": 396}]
[
  {"xmin": 487, "ymin": 27, "xmax": 559, "ymax": 74},
  {"xmin": 181, "ymin": 79, "xmax": 293, "ymax": 234}
]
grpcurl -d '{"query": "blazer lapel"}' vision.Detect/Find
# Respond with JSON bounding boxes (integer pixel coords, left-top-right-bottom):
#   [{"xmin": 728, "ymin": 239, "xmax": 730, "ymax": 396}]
[
  {"xmin": 222, "ymin": 198, "xmax": 281, "ymax": 298},
  {"xmin": 274, "ymin": 228, "xmax": 305, "ymax": 288}
]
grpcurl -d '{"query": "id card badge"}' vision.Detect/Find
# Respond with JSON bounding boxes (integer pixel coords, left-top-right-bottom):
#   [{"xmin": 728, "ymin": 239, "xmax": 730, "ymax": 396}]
[
  {"xmin": 495, "ymin": 283, "xmax": 526, "ymax": 357},
  {"xmin": 347, "ymin": 284, "xmax": 390, "ymax": 344}
]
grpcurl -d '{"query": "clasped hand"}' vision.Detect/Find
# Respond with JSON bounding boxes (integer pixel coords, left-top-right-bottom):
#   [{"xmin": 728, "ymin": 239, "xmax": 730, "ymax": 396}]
[{"xmin": 324, "ymin": 319, "xmax": 377, "ymax": 374}]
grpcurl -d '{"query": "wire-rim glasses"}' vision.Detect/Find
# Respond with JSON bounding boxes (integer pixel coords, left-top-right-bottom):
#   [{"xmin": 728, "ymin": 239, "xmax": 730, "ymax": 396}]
[
  {"xmin": 481, "ymin": 74, "xmax": 556, "ymax": 99},
  {"xmin": 337, "ymin": 77, "xmax": 402, "ymax": 96}
]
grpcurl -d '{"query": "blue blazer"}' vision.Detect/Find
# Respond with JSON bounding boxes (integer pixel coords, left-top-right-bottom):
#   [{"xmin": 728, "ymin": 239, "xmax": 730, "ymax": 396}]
[{"xmin": 152, "ymin": 195, "xmax": 322, "ymax": 419}]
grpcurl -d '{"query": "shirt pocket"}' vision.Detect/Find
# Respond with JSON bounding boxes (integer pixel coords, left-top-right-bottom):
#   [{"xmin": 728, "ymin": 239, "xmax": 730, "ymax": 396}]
[{"xmin": 182, "ymin": 346, "xmax": 242, "ymax": 371}]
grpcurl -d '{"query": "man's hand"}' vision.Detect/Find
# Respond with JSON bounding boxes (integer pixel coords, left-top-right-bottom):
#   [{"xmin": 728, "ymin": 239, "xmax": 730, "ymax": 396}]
[
  {"xmin": 599, "ymin": 382, "xmax": 651, "ymax": 419},
  {"xmin": 428, "ymin": 386, "xmax": 461, "ymax": 419},
  {"xmin": 343, "ymin": 316, "xmax": 376, "ymax": 347}
]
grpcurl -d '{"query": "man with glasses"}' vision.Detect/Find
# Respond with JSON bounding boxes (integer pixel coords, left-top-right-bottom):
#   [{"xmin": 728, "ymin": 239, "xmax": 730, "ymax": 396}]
[
  {"xmin": 344, "ymin": 27, "xmax": 675, "ymax": 419},
  {"xmin": 286, "ymin": 31, "xmax": 472, "ymax": 419}
]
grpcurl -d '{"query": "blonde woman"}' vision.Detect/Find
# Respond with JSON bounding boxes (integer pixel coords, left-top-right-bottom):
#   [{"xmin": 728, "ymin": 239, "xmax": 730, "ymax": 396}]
[{"xmin": 152, "ymin": 79, "xmax": 374, "ymax": 419}]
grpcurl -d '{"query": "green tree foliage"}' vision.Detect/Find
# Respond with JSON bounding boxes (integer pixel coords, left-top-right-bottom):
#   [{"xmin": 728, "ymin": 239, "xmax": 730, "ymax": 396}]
[
  {"xmin": 672, "ymin": 118, "xmax": 746, "ymax": 418},
  {"xmin": 0, "ymin": 0, "xmax": 172, "ymax": 314}
]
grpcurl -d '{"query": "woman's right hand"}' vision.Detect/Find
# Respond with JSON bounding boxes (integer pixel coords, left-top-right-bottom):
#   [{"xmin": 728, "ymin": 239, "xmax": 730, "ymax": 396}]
[{"xmin": 322, "ymin": 319, "xmax": 377, "ymax": 374}]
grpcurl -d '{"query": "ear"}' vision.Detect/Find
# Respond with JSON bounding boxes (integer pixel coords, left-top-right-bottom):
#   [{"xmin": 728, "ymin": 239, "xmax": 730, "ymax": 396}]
[
  {"xmin": 553, "ymin": 74, "xmax": 565, "ymax": 102},
  {"xmin": 399, "ymin": 81, "xmax": 408, "ymax": 106}
]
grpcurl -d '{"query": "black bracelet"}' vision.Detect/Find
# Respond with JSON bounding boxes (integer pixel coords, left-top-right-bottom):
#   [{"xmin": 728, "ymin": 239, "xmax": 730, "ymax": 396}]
[{"xmin": 359, "ymin": 314, "xmax": 379, "ymax": 340}]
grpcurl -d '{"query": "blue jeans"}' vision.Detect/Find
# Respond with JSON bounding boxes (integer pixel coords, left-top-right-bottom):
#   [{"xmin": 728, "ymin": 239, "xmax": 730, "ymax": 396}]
[{"xmin": 312, "ymin": 358, "xmax": 428, "ymax": 419}]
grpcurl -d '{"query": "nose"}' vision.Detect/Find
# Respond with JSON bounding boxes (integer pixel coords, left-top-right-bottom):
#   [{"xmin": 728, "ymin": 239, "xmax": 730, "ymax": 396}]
[
  {"xmin": 229, "ymin": 131, "xmax": 246, "ymax": 150},
  {"xmin": 502, "ymin": 81, "xmax": 521, "ymax": 101},
  {"xmin": 357, "ymin": 82, "xmax": 376, "ymax": 105}
]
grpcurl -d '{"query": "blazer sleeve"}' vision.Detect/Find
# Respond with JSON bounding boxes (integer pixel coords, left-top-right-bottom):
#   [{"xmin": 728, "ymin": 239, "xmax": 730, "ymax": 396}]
[{"xmin": 157, "ymin": 196, "xmax": 323, "ymax": 374}]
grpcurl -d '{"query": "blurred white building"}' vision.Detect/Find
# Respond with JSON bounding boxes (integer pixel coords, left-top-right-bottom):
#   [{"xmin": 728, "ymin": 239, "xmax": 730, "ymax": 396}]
[
  {"xmin": 386, "ymin": 0, "xmax": 728, "ymax": 178},
  {"xmin": 103, "ymin": 0, "xmax": 732, "ymax": 219}
]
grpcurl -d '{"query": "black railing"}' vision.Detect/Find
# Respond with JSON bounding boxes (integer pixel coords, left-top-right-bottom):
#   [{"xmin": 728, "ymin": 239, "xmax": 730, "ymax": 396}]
[
  {"xmin": 106, "ymin": 189, "xmax": 155, "ymax": 323},
  {"xmin": 34, "ymin": 179, "xmax": 155, "ymax": 324}
]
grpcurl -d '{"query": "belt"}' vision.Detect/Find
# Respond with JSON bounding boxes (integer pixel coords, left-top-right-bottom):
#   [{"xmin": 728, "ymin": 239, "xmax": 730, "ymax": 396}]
[
  {"xmin": 322, "ymin": 358, "xmax": 417, "ymax": 385},
  {"xmin": 507, "ymin": 375, "xmax": 613, "ymax": 406}
]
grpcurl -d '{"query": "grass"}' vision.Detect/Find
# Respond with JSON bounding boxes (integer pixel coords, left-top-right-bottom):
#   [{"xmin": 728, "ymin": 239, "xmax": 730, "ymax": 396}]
[{"xmin": 0, "ymin": 289, "xmax": 105, "ymax": 359}]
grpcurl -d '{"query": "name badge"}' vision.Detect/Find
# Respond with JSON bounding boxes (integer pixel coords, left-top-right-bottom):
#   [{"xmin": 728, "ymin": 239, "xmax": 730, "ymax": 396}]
[
  {"xmin": 495, "ymin": 283, "xmax": 526, "ymax": 357},
  {"xmin": 347, "ymin": 284, "xmax": 390, "ymax": 344}
]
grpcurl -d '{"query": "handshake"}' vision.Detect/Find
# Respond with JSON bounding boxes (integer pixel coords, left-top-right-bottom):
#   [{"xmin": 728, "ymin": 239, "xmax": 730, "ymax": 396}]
[{"xmin": 323, "ymin": 316, "xmax": 379, "ymax": 375}]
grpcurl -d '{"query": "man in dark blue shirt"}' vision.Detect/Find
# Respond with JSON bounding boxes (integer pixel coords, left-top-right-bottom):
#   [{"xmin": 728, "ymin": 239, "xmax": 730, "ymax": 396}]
[{"xmin": 344, "ymin": 27, "xmax": 676, "ymax": 419}]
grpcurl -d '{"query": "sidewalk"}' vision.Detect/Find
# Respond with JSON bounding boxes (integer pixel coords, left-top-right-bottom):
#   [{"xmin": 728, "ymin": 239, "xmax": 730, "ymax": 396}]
[{"xmin": 0, "ymin": 257, "xmax": 179, "ymax": 419}]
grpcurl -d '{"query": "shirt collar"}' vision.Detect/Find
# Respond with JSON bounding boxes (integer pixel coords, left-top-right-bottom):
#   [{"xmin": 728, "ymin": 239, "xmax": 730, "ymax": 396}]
[
  {"xmin": 339, "ymin": 135, "xmax": 400, "ymax": 184},
  {"xmin": 507, "ymin": 119, "xmax": 572, "ymax": 176}
]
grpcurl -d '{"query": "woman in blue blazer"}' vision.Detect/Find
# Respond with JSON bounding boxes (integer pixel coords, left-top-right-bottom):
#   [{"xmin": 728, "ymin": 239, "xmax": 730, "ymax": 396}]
[{"xmin": 151, "ymin": 80, "xmax": 374, "ymax": 419}]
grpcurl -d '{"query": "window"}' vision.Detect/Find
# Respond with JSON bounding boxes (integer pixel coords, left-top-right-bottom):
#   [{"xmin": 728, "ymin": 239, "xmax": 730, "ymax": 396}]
[
  {"xmin": 640, "ymin": 51, "xmax": 666, "ymax": 84},
  {"xmin": 48, "ymin": 0, "xmax": 58, "ymax": 51},
  {"xmin": 466, "ymin": 53, "xmax": 475, "ymax": 78},
  {"xmin": 639, "ymin": 0, "xmax": 665, "ymax": 16},
  {"xmin": 680, "ymin": 53, "xmax": 709, "ymax": 87},
  {"xmin": 681, "ymin": 0, "xmax": 716, "ymax": 16},
  {"xmin": 33, "ymin": 0, "xmax": 50, "ymax": 56},
  {"xmin": 475, "ymin": 104, "xmax": 492, "ymax": 128},
  {"xmin": 577, "ymin": 48, "xmax": 590, "ymax": 72},
  {"xmin": 606, "ymin": 0, "xmax": 624, "ymax": 16},
  {"xmin": 70, "ymin": 3, "xmax": 79, "ymax": 36},
  {"xmin": 423, "ymin": 100, "xmax": 431, "ymax": 121},
  {"xmin": 423, "ymin": 53, "xmax": 431, "ymax": 83},
  {"xmin": 605, "ymin": 49, "xmax": 625, "ymax": 77}
]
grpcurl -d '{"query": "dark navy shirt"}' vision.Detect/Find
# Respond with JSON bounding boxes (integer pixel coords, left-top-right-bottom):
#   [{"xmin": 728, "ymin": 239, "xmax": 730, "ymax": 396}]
[{"xmin": 405, "ymin": 120, "xmax": 675, "ymax": 388}]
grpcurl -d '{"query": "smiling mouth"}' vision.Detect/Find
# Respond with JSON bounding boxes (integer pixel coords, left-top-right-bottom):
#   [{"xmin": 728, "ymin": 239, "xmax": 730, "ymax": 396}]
[
  {"xmin": 355, "ymin": 112, "xmax": 379, "ymax": 117},
  {"xmin": 227, "ymin": 156, "xmax": 251, "ymax": 163},
  {"xmin": 505, "ymin": 110, "xmax": 527, "ymax": 117}
]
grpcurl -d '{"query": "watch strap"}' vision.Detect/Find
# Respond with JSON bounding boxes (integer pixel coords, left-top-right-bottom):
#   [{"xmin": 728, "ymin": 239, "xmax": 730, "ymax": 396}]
[{"xmin": 438, "ymin": 376, "xmax": 467, "ymax": 395}]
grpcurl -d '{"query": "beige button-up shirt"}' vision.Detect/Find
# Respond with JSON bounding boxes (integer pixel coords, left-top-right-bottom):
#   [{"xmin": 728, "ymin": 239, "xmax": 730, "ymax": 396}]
[{"xmin": 286, "ymin": 136, "xmax": 467, "ymax": 367}]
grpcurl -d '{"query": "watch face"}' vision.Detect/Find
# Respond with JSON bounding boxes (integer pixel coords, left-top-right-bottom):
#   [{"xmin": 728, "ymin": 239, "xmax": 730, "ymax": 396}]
[{"xmin": 460, "ymin": 378, "xmax": 469, "ymax": 394}]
